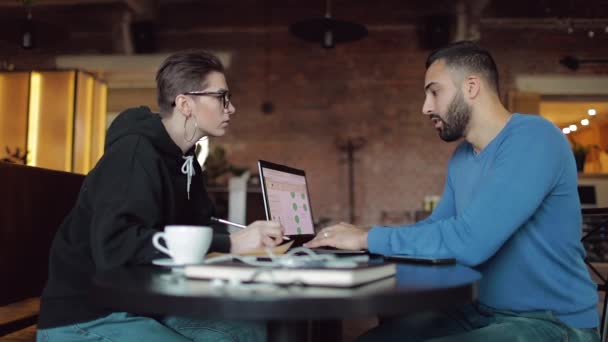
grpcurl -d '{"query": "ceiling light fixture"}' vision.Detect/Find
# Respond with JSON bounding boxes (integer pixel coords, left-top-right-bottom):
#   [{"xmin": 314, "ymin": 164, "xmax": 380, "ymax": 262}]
[
  {"xmin": 569, "ymin": 124, "xmax": 578, "ymax": 131},
  {"xmin": 563, "ymin": 127, "xmax": 571, "ymax": 134},
  {"xmin": 588, "ymin": 108, "xmax": 597, "ymax": 116},
  {"xmin": 566, "ymin": 21, "xmax": 574, "ymax": 34},
  {"xmin": 581, "ymin": 118, "xmax": 590, "ymax": 126},
  {"xmin": 21, "ymin": 1, "xmax": 34, "ymax": 49},
  {"xmin": 289, "ymin": 0, "xmax": 368, "ymax": 49}
]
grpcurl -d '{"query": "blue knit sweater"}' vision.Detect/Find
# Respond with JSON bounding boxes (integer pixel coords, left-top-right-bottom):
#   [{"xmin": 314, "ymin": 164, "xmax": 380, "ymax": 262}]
[{"xmin": 368, "ymin": 114, "xmax": 598, "ymax": 328}]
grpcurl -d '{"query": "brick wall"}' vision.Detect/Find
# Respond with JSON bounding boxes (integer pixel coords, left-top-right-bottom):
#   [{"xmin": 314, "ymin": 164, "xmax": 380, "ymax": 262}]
[
  {"xmin": 2, "ymin": 9, "xmax": 608, "ymax": 227},
  {"xmin": 157, "ymin": 28, "xmax": 456, "ymax": 226},
  {"xmin": 155, "ymin": 27, "xmax": 608, "ymax": 226}
]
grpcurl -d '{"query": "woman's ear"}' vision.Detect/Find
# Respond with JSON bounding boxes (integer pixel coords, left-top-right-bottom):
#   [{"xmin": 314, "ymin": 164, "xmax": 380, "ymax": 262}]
[{"xmin": 174, "ymin": 94, "xmax": 192, "ymax": 118}]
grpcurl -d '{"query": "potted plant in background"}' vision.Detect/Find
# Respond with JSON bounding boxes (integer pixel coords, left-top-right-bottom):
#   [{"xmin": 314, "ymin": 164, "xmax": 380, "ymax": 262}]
[
  {"xmin": 197, "ymin": 145, "xmax": 249, "ymax": 187},
  {"xmin": 1, "ymin": 146, "xmax": 28, "ymax": 164}
]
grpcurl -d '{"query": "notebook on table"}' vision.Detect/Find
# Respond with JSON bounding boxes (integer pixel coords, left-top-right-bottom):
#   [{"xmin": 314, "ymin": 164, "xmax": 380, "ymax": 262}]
[
  {"xmin": 184, "ymin": 260, "xmax": 395, "ymax": 287},
  {"xmin": 257, "ymin": 160, "xmax": 366, "ymax": 254}
]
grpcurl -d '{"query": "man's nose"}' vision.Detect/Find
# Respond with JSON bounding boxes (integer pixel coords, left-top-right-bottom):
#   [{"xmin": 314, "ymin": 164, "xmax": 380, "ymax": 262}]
[{"xmin": 422, "ymin": 97, "xmax": 434, "ymax": 116}]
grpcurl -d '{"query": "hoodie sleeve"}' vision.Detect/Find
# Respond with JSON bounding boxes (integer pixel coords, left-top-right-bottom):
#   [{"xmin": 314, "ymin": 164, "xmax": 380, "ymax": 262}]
[{"xmin": 87, "ymin": 136, "xmax": 167, "ymax": 270}]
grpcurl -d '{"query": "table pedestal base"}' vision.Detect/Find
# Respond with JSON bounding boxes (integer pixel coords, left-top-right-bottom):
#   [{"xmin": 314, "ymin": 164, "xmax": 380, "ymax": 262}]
[{"xmin": 268, "ymin": 320, "xmax": 342, "ymax": 342}]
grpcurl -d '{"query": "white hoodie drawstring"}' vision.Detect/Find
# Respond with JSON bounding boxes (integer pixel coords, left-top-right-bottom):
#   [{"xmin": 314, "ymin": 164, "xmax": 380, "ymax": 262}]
[{"xmin": 181, "ymin": 156, "xmax": 195, "ymax": 200}]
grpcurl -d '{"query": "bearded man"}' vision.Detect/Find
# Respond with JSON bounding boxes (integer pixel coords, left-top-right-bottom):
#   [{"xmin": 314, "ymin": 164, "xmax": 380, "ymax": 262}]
[{"xmin": 306, "ymin": 41, "xmax": 600, "ymax": 342}]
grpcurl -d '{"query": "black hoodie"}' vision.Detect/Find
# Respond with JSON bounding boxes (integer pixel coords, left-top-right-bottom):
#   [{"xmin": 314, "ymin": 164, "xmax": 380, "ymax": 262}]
[{"xmin": 38, "ymin": 107, "xmax": 231, "ymax": 328}]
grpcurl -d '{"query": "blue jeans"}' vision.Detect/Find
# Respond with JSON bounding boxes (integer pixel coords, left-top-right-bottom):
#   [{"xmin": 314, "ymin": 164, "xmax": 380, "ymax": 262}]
[
  {"xmin": 36, "ymin": 312, "xmax": 266, "ymax": 342},
  {"xmin": 358, "ymin": 303, "xmax": 600, "ymax": 342}
]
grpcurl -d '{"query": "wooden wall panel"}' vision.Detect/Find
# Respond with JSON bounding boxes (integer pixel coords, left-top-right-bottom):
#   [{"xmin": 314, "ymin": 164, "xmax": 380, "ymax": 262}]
[
  {"xmin": 107, "ymin": 88, "xmax": 157, "ymax": 114},
  {"xmin": 29, "ymin": 71, "xmax": 76, "ymax": 172},
  {"xmin": 73, "ymin": 72, "xmax": 94, "ymax": 174},
  {"xmin": 0, "ymin": 73, "xmax": 29, "ymax": 162},
  {"xmin": 90, "ymin": 80, "xmax": 107, "ymax": 168}
]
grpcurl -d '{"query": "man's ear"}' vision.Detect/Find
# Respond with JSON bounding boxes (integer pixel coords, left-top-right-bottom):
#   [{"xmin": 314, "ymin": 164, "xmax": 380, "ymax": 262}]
[{"xmin": 463, "ymin": 75, "xmax": 481, "ymax": 99}]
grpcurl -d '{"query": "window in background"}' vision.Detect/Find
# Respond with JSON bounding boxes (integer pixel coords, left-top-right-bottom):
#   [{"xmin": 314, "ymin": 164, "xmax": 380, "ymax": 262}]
[{"xmin": 540, "ymin": 97, "xmax": 608, "ymax": 173}]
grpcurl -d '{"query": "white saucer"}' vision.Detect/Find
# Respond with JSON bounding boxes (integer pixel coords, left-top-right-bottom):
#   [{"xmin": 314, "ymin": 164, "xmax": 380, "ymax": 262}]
[{"xmin": 152, "ymin": 258, "xmax": 186, "ymax": 267}]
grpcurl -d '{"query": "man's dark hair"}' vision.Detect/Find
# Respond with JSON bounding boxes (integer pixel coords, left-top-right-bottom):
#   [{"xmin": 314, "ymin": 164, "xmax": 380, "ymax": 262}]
[
  {"xmin": 426, "ymin": 41, "xmax": 499, "ymax": 94},
  {"xmin": 156, "ymin": 50, "xmax": 225, "ymax": 115}
]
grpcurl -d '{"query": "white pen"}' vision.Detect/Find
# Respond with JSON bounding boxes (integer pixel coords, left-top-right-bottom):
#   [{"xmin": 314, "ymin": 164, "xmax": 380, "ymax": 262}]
[{"xmin": 210, "ymin": 217, "xmax": 290, "ymax": 240}]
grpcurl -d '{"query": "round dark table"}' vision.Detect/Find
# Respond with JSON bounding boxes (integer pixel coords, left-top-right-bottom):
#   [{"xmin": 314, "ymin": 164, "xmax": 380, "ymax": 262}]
[{"xmin": 91, "ymin": 261, "xmax": 480, "ymax": 342}]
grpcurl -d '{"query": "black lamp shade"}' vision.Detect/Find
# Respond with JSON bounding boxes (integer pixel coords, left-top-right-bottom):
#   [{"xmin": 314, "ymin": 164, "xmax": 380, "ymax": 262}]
[{"xmin": 290, "ymin": 18, "xmax": 368, "ymax": 48}]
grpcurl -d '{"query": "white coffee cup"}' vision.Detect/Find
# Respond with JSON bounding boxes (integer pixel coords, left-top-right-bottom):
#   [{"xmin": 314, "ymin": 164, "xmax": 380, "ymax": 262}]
[{"xmin": 152, "ymin": 225, "xmax": 213, "ymax": 264}]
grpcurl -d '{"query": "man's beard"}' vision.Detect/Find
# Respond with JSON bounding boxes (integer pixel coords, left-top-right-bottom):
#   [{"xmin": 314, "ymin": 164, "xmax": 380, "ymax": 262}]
[{"xmin": 434, "ymin": 91, "xmax": 472, "ymax": 142}]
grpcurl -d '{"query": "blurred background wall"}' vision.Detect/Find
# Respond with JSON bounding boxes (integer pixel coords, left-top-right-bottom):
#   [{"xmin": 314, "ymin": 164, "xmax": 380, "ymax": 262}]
[{"xmin": 1, "ymin": 0, "xmax": 607, "ymax": 226}]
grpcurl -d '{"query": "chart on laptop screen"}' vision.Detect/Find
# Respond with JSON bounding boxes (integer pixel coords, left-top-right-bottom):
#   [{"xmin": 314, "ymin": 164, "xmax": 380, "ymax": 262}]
[{"xmin": 261, "ymin": 167, "xmax": 314, "ymax": 235}]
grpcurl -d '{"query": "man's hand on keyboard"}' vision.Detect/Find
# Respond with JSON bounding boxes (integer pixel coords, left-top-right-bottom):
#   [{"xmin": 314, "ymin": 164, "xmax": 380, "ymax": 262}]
[{"xmin": 304, "ymin": 222, "xmax": 368, "ymax": 250}]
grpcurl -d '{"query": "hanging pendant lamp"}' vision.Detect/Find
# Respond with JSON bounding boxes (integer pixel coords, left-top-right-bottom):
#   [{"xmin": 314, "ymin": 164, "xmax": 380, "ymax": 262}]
[{"xmin": 289, "ymin": 0, "xmax": 368, "ymax": 48}]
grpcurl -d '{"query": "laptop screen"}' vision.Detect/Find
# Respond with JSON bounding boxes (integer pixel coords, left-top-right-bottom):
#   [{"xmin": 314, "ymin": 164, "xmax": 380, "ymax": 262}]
[{"xmin": 258, "ymin": 160, "xmax": 315, "ymax": 236}]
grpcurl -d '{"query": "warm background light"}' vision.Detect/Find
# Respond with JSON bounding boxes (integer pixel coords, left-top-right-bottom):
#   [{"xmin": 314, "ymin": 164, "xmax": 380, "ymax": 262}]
[
  {"xmin": 581, "ymin": 118, "xmax": 590, "ymax": 126},
  {"xmin": 2, "ymin": 70, "xmax": 107, "ymax": 173},
  {"xmin": 91, "ymin": 81, "xmax": 108, "ymax": 166},
  {"xmin": 570, "ymin": 124, "xmax": 578, "ymax": 131},
  {"xmin": 0, "ymin": 73, "xmax": 29, "ymax": 162},
  {"xmin": 73, "ymin": 72, "xmax": 95, "ymax": 174},
  {"xmin": 26, "ymin": 72, "xmax": 41, "ymax": 167},
  {"xmin": 563, "ymin": 127, "xmax": 571, "ymax": 134},
  {"xmin": 588, "ymin": 108, "xmax": 597, "ymax": 116},
  {"xmin": 26, "ymin": 71, "xmax": 75, "ymax": 172}
]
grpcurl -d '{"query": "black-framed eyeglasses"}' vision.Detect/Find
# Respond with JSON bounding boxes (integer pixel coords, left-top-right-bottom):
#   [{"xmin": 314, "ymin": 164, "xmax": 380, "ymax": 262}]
[{"xmin": 171, "ymin": 90, "xmax": 232, "ymax": 109}]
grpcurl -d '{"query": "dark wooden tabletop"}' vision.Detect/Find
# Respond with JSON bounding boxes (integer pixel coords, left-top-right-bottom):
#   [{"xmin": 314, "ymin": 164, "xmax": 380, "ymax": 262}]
[{"xmin": 91, "ymin": 260, "xmax": 480, "ymax": 320}]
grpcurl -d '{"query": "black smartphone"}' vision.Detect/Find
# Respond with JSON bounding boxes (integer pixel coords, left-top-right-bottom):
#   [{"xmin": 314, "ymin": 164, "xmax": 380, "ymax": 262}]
[{"xmin": 383, "ymin": 255, "xmax": 456, "ymax": 265}]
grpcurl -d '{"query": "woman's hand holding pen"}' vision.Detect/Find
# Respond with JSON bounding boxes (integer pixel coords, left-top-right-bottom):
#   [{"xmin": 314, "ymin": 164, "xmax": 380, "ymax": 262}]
[{"xmin": 229, "ymin": 220, "xmax": 285, "ymax": 254}]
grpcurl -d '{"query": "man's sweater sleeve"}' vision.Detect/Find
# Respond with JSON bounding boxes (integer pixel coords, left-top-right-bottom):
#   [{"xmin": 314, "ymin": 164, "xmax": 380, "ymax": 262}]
[
  {"xmin": 417, "ymin": 173, "xmax": 456, "ymax": 226},
  {"xmin": 367, "ymin": 125, "xmax": 564, "ymax": 266}
]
